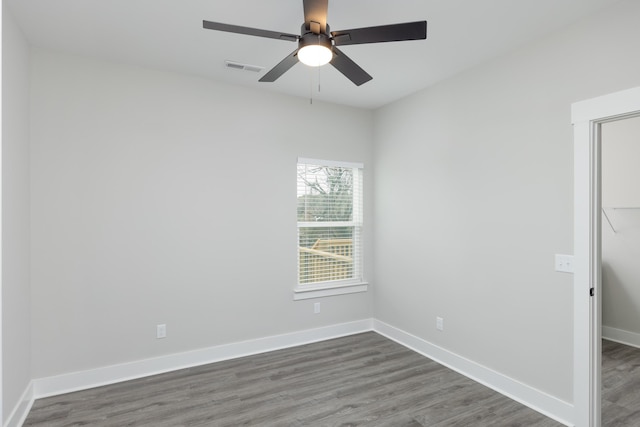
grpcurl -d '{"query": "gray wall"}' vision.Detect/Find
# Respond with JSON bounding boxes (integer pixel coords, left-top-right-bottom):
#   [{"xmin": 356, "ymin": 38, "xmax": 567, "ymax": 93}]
[
  {"xmin": 2, "ymin": 6, "xmax": 31, "ymax": 424},
  {"xmin": 6, "ymin": 0, "xmax": 640, "ymax": 417},
  {"xmin": 372, "ymin": 0, "xmax": 640, "ymax": 403},
  {"xmin": 29, "ymin": 50, "xmax": 374, "ymax": 378},
  {"xmin": 602, "ymin": 116, "xmax": 640, "ymax": 342}
]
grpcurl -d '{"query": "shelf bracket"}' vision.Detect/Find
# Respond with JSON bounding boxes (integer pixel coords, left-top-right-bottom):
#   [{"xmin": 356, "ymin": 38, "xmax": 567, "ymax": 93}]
[{"xmin": 602, "ymin": 207, "xmax": 616, "ymax": 233}]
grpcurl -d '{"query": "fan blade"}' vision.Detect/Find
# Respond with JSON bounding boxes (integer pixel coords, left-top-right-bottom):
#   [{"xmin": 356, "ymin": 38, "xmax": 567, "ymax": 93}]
[
  {"xmin": 259, "ymin": 49, "xmax": 300, "ymax": 82},
  {"xmin": 303, "ymin": 0, "xmax": 328, "ymax": 33},
  {"xmin": 330, "ymin": 47, "xmax": 372, "ymax": 86},
  {"xmin": 203, "ymin": 20, "xmax": 298, "ymax": 42},
  {"xmin": 332, "ymin": 21, "xmax": 427, "ymax": 46}
]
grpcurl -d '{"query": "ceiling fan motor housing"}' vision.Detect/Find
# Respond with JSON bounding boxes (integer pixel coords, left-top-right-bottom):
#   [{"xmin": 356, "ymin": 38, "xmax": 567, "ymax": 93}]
[
  {"xmin": 299, "ymin": 23, "xmax": 332, "ymax": 50},
  {"xmin": 299, "ymin": 32, "xmax": 332, "ymax": 53}
]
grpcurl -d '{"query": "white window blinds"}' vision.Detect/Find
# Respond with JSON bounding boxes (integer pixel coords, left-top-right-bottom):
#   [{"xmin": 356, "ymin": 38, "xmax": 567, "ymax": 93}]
[{"xmin": 297, "ymin": 158, "xmax": 363, "ymax": 286}]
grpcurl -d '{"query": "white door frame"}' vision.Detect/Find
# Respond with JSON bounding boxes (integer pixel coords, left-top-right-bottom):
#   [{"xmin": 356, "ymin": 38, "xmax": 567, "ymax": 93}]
[
  {"xmin": 572, "ymin": 86, "xmax": 640, "ymax": 427},
  {"xmin": 0, "ymin": 4, "xmax": 4, "ymax": 424}
]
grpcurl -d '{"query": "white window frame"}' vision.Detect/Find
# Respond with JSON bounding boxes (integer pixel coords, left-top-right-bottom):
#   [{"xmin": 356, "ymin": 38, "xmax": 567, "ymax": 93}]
[{"xmin": 294, "ymin": 157, "xmax": 368, "ymax": 300}]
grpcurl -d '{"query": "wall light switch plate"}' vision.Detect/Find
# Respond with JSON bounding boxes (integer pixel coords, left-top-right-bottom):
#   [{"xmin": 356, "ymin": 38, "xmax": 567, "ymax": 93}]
[
  {"xmin": 555, "ymin": 254, "xmax": 574, "ymax": 273},
  {"xmin": 156, "ymin": 324, "xmax": 167, "ymax": 339}
]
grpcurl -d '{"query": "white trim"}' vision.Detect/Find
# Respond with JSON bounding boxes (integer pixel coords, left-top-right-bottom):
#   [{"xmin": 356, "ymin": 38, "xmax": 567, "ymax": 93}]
[
  {"xmin": 293, "ymin": 282, "xmax": 368, "ymax": 300},
  {"xmin": 32, "ymin": 319, "xmax": 374, "ymax": 399},
  {"xmin": 373, "ymin": 320, "xmax": 574, "ymax": 427},
  {"xmin": 572, "ymin": 85, "xmax": 640, "ymax": 427},
  {"xmin": 25, "ymin": 319, "xmax": 576, "ymax": 426},
  {"xmin": 573, "ymin": 119, "xmax": 600, "ymax": 427},
  {"xmin": 0, "ymin": 5, "xmax": 4, "ymax": 425},
  {"xmin": 602, "ymin": 326, "xmax": 640, "ymax": 349},
  {"xmin": 3, "ymin": 381, "xmax": 34, "ymax": 427},
  {"xmin": 297, "ymin": 157, "xmax": 363, "ymax": 169},
  {"xmin": 572, "ymin": 86, "xmax": 640, "ymax": 124}
]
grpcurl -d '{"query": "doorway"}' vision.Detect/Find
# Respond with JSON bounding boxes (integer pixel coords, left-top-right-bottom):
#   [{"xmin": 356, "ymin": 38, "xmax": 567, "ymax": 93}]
[
  {"xmin": 600, "ymin": 116, "xmax": 640, "ymax": 425},
  {"xmin": 572, "ymin": 86, "xmax": 640, "ymax": 427}
]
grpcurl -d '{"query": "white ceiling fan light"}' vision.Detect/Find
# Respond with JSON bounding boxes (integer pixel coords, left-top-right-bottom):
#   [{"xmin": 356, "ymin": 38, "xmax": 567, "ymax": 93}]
[{"xmin": 297, "ymin": 33, "xmax": 333, "ymax": 67}]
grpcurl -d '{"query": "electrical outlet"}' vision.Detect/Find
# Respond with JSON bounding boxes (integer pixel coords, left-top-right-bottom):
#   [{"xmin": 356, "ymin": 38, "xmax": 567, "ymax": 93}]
[
  {"xmin": 436, "ymin": 317, "xmax": 444, "ymax": 331},
  {"xmin": 156, "ymin": 324, "xmax": 167, "ymax": 339},
  {"xmin": 314, "ymin": 302, "xmax": 321, "ymax": 314}
]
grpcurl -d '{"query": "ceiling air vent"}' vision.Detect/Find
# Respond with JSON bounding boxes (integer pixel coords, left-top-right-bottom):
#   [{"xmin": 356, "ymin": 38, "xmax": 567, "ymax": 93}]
[{"xmin": 225, "ymin": 61, "xmax": 264, "ymax": 73}]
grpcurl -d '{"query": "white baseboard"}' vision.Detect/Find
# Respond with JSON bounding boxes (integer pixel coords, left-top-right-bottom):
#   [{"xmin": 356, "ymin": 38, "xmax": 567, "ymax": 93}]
[
  {"xmin": 603, "ymin": 325, "xmax": 640, "ymax": 349},
  {"xmin": 33, "ymin": 319, "xmax": 374, "ymax": 399},
  {"xmin": 3, "ymin": 381, "xmax": 34, "ymax": 427},
  {"xmin": 24, "ymin": 318, "xmax": 574, "ymax": 427},
  {"xmin": 372, "ymin": 320, "xmax": 574, "ymax": 427}
]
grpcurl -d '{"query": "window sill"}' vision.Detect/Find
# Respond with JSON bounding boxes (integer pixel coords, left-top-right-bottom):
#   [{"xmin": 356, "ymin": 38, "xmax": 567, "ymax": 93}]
[{"xmin": 293, "ymin": 282, "xmax": 369, "ymax": 300}]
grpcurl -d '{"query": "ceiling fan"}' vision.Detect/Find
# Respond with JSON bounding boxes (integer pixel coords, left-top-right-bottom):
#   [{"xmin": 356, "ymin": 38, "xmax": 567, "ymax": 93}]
[{"xmin": 203, "ymin": 0, "xmax": 427, "ymax": 86}]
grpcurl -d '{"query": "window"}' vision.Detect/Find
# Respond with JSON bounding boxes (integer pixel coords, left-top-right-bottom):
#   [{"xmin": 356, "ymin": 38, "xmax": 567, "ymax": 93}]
[{"xmin": 295, "ymin": 158, "xmax": 367, "ymax": 300}]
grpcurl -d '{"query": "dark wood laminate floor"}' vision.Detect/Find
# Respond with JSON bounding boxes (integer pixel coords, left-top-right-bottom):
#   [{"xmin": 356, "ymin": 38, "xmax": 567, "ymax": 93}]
[
  {"xmin": 24, "ymin": 332, "xmax": 563, "ymax": 426},
  {"xmin": 602, "ymin": 339, "xmax": 640, "ymax": 426}
]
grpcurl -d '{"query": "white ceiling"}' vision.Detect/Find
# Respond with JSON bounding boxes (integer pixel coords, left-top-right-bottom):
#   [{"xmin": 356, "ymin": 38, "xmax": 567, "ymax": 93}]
[{"xmin": 6, "ymin": 0, "xmax": 622, "ymax": 109}]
